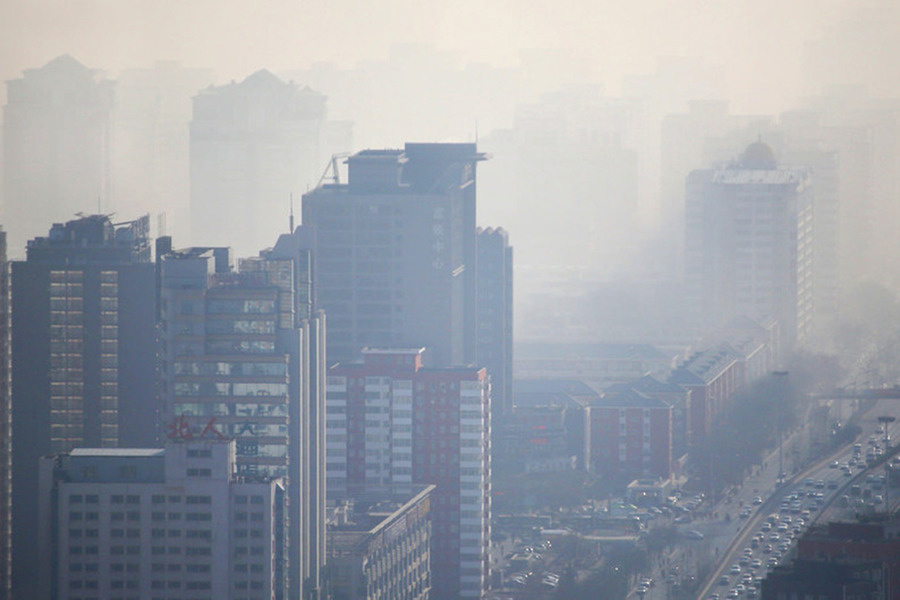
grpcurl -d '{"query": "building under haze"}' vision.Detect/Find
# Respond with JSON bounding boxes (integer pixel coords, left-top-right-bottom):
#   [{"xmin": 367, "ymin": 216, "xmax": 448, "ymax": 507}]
[
  {"xmin": 10, "ymin": 215, "xmax": 157, "ymax": 595},
  {"xmin": 685, "ymin": 141, "xmax": 814, "ymax": 345},
  {"xmin": 38, "ymin": 440, "xmax": 287, "ymax": 600},
  {"xmin": 157, "ymin": 232, "xmax": 326, "ymax": 600},
  {"xmin": 113, "ymin": 61, "xmax": 216, "ymax": 243},
  {"xmin": 189, "ymin": 70, "xmax": 350, "ymax": 255},
  {"xmin": 326, "ymin": 348, "xmax": 491, "ymax": 600},
  {"xmin": 302, "ymin": 143, "xmax": 486, "ymax": 367},
  {"xmin": 0, "ymin": 229, "xmax": 9, "ymax": 600},
  {"xmin": 326, "ymin": 484, "xmax": 434, "ymax": 600},
  {"xmin": 2, "ymin": 55, "xmax": 115, "ymax": 257},
  {"xmin": 475, "ymin": 227, "xmax": 513, "ymax": 417}
]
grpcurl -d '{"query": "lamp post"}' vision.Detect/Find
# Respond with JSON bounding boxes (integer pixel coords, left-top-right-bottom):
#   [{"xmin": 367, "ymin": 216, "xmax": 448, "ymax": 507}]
[{"xmin": 774, "ymin": 371, "xmax": 789, "ymax": 485}]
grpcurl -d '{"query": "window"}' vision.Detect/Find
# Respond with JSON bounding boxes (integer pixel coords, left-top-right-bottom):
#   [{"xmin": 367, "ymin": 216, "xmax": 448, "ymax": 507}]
[{"xmin": 186, "ymin": 468, "xmax": 212, "ymax": 477}]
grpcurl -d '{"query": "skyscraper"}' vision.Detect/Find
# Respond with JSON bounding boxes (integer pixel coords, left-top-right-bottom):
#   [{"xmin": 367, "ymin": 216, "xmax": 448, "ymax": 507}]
[
  {"xmin": 475, "ymin": 227, "xmax": 513, "ymax": 417},
  {"xmin": 685, "ymin": 142, "xmax": 814, "ymax": 345},
  {"xmin": 10, "ymin": 214, "xmax": 157, "ymax": 595},
  {"xmin": 326, "ymin": 348, "xmax": 491, "ymax": 600},
  {"xmin": 190, "ymin": 70, "xmax": 350, "ymax": 255},
  {"xmin": 158, "ymin": 230, "xmax": 325, "ymax": 600},
  {"xmin": 302, "ymin": 143, "xmax": 487, "ymax": 367},
  {"xmin": 2, "ymin": 55, "xmax": 115, "ymax": 256},
  {"xmin": 0, "ymin": 229, "xmax": 10, "ymax": 600}
]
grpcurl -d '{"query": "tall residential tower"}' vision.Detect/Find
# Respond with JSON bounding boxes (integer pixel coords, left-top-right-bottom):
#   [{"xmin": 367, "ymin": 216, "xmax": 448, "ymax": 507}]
[
  {"xmin": 10, "ymin": 215, "xmax": 157, "ymax": 595},
  {"xmin": 685, "ymin": 142, "xmax": 814, "ymax": 345}
]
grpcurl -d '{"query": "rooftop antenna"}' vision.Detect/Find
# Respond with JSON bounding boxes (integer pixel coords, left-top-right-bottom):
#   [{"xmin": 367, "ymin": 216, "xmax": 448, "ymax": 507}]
[
  {"xmin": 289, "ymin": 192, "xmax": 295, "ymax": 233},
  {"xmin": 97, "ymin": 195, "xmax": 101, "ymax": 215}
]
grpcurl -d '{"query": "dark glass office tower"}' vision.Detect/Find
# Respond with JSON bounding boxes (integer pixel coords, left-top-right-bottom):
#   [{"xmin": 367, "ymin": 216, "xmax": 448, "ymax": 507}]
[{"xmin": 302, "ymin": 143, "xmax": 487, "ymax": 367}]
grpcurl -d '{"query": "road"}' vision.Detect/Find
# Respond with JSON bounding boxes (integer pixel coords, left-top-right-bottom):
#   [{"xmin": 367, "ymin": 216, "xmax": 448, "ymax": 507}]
[{"xmin": 692, "ymin": 399, "xmax": 900, "ymax": 600}]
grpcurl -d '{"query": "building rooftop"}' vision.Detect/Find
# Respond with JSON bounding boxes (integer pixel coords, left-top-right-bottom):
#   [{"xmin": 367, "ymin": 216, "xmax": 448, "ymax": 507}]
[
  {"xmin": 69, "ymin": 448, "xmax": 165, "ymax": 458},
  {"xmin": 669, "ymin": 345, "xmax": 741, "ymax": 386},
  {"xmin": 591, "ymin": 388, "xmax": 670, "ymax": 409},
  {"xmin": 606, "ymin": 375, "xmax": 686, "ymax": 396}
]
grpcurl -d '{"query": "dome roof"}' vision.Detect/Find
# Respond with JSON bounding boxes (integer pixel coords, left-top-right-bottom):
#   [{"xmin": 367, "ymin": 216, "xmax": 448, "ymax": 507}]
[{"xmin": 740, "ymin": 141, "xmax": 777, "ymax": 169}]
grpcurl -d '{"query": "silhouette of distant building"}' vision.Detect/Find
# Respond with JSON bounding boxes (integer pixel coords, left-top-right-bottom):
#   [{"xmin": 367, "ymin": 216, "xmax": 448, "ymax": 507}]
[
  {"xmin": 10, "ymin": 215, "xmax": 157, "ymax": 595},
  {"xmin": 685, "ymin": 142, "xmax": 814, "ymax": 345},
  {"xmin": 2, "ymin": 56, "xmax": 115, "ymax": 256},
  {"xmin": 114, "ymin": 61, "xmax": 216, "ymax": 243},
  {"xmin": 189, "ymin": 70, "xmax": 350, "ymax": 255}
]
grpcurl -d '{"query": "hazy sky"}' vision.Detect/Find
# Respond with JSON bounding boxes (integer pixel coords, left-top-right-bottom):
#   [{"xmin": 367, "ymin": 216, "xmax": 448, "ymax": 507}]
[{"xmin": 2, "ymin": 0, "xmax": 889, "ymax": 114}]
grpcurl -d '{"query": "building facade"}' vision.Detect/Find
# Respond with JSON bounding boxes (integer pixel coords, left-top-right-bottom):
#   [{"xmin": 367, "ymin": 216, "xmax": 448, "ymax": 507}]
[
  {"xmin": 2, "ymin": 55, "xmax": 115, "ymax": 256},
  {"xmin": 326, "ymin": 349, "xmax": 491, "ymax": 600},
  {"xmin": 38, "ymin": 441, "xmax": 287, "ymax": 600},
  {"xmin": 327, "ymin": 485, "xmax": 434, "ymax": 600},
  {"xmin": 302, "ymin": 143, "xmax": 486, "ymax": 367},
  {"xmin": 0, "ymin": 229, "xmax": 10, "ymax": 600},
  {"xmin": 11, "ymin": 215, "xmax": 157, "ymax": 594},
  {"xmin": 158, "ymin": 232, "xmax": 326, "ymax": 600},
  {"xmin": 685, "ymin": 142, "xmax": 814, "ymax": 345},
  {"xmin": 475, "ymin": 227, "xmax": 513, "ymax": 417},
  {"xmin": 586, "ymin": 388, "xmax": 673, "ymax": 480}
]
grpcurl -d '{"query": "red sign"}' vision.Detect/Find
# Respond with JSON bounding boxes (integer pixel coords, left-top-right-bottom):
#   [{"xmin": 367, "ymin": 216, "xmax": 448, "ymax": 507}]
[{"xmin": 166, "ymin": 415, "xmax": 227, "ymax": 441}]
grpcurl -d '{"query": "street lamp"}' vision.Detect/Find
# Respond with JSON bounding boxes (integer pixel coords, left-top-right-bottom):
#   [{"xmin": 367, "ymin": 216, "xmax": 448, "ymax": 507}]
[{"xmin": 774, "ymin": 371, "xmax": 789, "ymax": 484}]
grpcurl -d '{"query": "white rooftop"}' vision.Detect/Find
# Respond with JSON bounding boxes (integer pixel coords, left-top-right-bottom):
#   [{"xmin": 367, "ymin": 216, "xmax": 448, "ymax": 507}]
[{"xmin": 69, "ymin": 448, "xmax": 164, "ymax": 457}]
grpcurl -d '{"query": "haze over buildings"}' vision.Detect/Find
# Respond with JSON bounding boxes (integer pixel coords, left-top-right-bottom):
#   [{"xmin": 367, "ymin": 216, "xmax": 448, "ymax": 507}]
[{"xmin": 0, "ymin": 1, "xmax": 899, "ymax": 599}]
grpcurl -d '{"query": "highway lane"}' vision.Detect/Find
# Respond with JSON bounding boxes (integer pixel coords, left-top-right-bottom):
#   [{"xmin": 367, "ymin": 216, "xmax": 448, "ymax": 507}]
[{"xmin": 693, "ymin": 399, "xmax": 900, "ymax": 600}]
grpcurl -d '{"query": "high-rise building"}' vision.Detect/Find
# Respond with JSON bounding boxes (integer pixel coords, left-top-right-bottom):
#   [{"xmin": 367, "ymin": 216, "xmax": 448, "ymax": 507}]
[
  {"xmin": 37, "ymin": 440, "xmax": 287, "ymax": 600},
  {"xmin": 475, "ymin": 227, "xmax": 513, "ymax": 417},
  {"xmin": 190, "ymin": 70, "xmax": 350, "ymax": 255},
  {"xmin": 326, "ymin": 348, "xmax": 491, "ymax": 600},
  {"xmin": 11, "ymin": 215, "xmax": 157, "ymax": 594},
  {"xmin": 302, "ymin": 143, "xmax": 487, "ymax": 367},
  {"xmin": 2, "ymin": 55, "xmax": 115, "ymax": 256},
  {"xmin": 158, "ymin": 230, "xmax": 325, "ymax": 599},
  {"xmin": 0, "ymin": 229, "xmax": 10, "ymax": 600},
  {"xmin": 685, "ymin": 142, "xmax": 814, "ymax": 345}
]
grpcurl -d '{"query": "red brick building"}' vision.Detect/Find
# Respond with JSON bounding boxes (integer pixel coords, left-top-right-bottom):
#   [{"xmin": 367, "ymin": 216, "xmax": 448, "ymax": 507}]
[
  {"xmin": 586, "ymin": 388, "xmax": 673, "ymax": 480},
  {"xmin": 326, "ymin": 348, "xmax": 491, "ymax": 600},
  {"xmin": 668, "ymin": 346, "xmax": 742, "ymax": 444}
]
